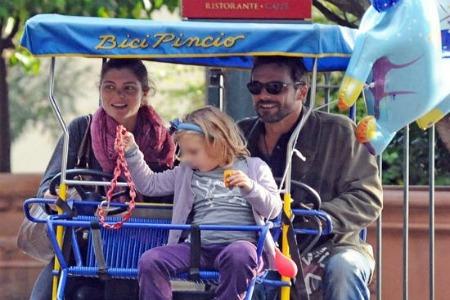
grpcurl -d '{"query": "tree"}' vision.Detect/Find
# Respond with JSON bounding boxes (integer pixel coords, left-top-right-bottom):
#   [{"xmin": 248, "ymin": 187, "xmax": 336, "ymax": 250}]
[
  {"xmin": 8, "ymin": 58, "xmax": 91, "ymax": 142},
  {"xmin": 0, "ymin": 0, "xmax": 178, "ymax": 172},
  {"xmin": 313, "ymin": 0, "xmax": 370, "ymax": 28}
]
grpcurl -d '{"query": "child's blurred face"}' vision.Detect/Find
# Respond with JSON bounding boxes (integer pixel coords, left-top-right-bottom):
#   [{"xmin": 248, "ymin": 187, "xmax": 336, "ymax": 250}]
[{"xmin": 178, "ymin": 134, "xmax": 220, "ymax": 172}]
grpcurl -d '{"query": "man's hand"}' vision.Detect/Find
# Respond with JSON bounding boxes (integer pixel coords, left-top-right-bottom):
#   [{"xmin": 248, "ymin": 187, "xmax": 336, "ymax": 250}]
[{"xmin": 225, "ymin": 170, "xmax": 253, "ymax": 193}]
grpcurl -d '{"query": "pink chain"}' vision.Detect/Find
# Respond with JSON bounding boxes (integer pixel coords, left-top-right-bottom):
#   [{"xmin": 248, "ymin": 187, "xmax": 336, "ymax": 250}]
[{"xmin": 97, "ymin": 125, "xmax": 137, "ymax": 229}]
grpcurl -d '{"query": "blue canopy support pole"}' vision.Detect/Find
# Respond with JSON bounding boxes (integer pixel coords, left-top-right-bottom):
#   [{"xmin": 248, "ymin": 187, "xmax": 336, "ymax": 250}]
[
  {"xmin": 49, "ymin": 57, "xmax": 69, "ymax": 300},
  {"xmin": 49, "ymin": 57, "xmax": 69, "ymax": 184},
  {"xmin": 100, "ymin": 58, "xmax": 106, "ymax": 106},
  {"xmin": 428, "ymin": 125, "xmax": 435, "ymax": 300},
  {"xmin": 403, "ymin": 125, "xmax": 410, "ymax": 300},
  {"xmin": 377, "ymin": 155, "xmax": 383, "ymax": 300}
]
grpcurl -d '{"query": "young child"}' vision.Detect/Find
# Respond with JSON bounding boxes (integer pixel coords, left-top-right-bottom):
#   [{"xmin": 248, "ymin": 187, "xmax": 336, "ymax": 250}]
[{"xmin": 123, "ymin": 106, "xmax": 281, "ymax": 300}]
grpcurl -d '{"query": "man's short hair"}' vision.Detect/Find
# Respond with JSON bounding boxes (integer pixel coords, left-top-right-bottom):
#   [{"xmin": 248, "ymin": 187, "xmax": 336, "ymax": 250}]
[{"xmin": 251, "ymin": 56, "xmax": 309, "ymax": 85}]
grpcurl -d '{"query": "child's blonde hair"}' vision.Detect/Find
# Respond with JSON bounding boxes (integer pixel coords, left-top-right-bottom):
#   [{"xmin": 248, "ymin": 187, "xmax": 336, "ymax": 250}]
[{"xmin": 174, "ymin": 106, "xmax": 249, "ymax": 166}]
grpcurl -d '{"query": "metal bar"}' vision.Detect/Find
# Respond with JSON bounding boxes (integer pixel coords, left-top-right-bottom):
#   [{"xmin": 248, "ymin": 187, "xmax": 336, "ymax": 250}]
[
  {"xmin": 428, "ymin": 125, "xmax": 435, "ymax": 300},
  {"xmin": 46, "ymin": 220, "xmax": 68, "ymax": 269},
  {"xmin": 219, "ymin": 71, "xmax": 224, "ymax": 111},
  {"xmin": 207, "ymin": 68, "xmax": 224, "ymax": 110},
  {"xmin": 100, "ymin": 58, "xmax": 107, "ymax": 106},
  {"xmin": 57, "ymin": 269, "xmax": 68, "ymax": 300},
  {"xmin": 256, "ymin": 225, "xmax": 270, "ymax": 265},
  {"xmin": 323, "ymin": 73, "xmax": 331, "ymax": 113},
  {"xmin": 280, "ymin": 58, "xmax": 317, "ymax": 300},
  {"xmin": 316, "ymin": 83, "xmax": 341, "ymax": 90},
  {"xmin": 23, "ymin": 198, "xmax": 174, "ymax": 217},
  {"xmin": 48, "ymin": 58, "xmax": 69, "ymax": 185},
  {"xmin": 244, "ymin": 278, "xmax": 257, "ymax": 300},
  {"xmin": 349, "ymin": 105, "xmax": 356, "ymax": 121},
  {"xmin": 71, "ymin": 228, "xmax": 83, "ymax": 267},
  {"xmin": 49, "ymin": 219, "xmax": 268, "ymax": 231},
  {"xmin": 49, "ymin": 57, "xmax": 69, "ymax": 300},
  {"xmin": 403, "ymin": 125, "xmax": 410, "ymax": 300},
  {"xmin": 377, "ymin": 155, "xmax": 383, "ymax": 300},
  {"xmin": 64, "ymin": 179, "xmax": 129, "ymax": 187}
]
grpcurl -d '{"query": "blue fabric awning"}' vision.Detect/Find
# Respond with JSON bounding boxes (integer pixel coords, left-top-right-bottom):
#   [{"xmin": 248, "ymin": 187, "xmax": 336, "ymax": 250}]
[{"xmin": 20, "ymin": 14, "xmax": 357, "ymax": 71}]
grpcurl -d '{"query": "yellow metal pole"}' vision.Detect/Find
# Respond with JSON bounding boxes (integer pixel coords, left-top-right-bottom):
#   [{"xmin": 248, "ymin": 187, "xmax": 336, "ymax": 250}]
[
  {"xmin": 280, "ymin": 192, "xmax": 293, "ymax": 300},
  {"xmin": 52, "ymin": 183, "xmax": 68, "ymax": 300}
]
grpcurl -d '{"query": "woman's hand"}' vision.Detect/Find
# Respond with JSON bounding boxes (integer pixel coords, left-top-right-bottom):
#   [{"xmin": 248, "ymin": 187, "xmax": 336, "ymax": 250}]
[
  {"xmin": 226, "ymin": 170, "xmax": 254, "ymax": 193},
  {"xmin": 43, "ymin": 189, "xmax": 58, "ymax": 199},
  {"xmin": 43, "ymin": 189, "xmax": 58, "ymax": 212},
  {"xmin": 123, "ymin": 131, "xmax": 138, "ymax": 153}
]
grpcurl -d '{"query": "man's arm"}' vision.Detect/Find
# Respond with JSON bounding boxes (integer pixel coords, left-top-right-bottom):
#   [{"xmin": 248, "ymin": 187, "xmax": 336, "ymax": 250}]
[{"xmin": 321, "ymin": 123, "xmax": 383, "ymax": 234}]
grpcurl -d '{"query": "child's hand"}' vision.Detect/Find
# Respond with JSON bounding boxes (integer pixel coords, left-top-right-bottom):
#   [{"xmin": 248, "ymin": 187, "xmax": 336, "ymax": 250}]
[
  {"xmin": 225, "ymin": 170, "xmax": 253, "ymax": 193},
  {"xmin": 123, "ymin": 131, "xmax": 137, "ymax": 153}
]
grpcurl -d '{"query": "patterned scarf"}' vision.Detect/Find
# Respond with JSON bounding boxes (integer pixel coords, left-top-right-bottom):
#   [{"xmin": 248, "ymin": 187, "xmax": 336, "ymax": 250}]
[{"xmin": 90, "ymin": 106, "xmax": 175, "ymax": 173}]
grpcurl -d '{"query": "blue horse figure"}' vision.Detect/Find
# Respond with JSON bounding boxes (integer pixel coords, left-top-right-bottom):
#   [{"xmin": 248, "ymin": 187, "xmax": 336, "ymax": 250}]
[
  {"xmin": 337, "ymin": 0, "xmax": 444, "ymax": 155},
  {"xmin": 417, "ymin": 0, "xmax": 450, "ymax": 129}
]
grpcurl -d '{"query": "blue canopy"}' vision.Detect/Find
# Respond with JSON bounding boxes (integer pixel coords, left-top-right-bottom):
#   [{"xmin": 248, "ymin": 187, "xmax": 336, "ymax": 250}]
[{"xmin": 20, "ymin": 14, "xmax": 357, "ymax": 71}]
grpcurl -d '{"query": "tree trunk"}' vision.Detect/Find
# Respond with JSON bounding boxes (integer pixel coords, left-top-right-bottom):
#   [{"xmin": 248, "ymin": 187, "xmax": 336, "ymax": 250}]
[{"xmin": 0, "ymin": 54, "xmax": 11, "ymax": 172}]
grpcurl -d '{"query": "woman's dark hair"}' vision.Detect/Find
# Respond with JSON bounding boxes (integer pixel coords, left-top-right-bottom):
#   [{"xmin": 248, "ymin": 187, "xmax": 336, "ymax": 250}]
[
  {"xmin": 251, "ymin": 56, "xmax": 309, "ymax": 85},
  {"xmin": 100, "ymin": 59, "xmax": 156, "ymax": 96}
]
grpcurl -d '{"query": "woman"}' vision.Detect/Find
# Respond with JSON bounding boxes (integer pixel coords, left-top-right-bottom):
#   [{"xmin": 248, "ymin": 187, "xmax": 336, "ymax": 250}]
[{"xmin": 23, "ymin": 59, "xmax": 176, "ymax": 300}]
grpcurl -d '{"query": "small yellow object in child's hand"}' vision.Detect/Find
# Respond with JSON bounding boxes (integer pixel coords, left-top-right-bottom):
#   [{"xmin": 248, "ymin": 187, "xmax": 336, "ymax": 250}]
[{"xmin": 223, "ymin": 169, "xmax": 234, "ymax": 188}]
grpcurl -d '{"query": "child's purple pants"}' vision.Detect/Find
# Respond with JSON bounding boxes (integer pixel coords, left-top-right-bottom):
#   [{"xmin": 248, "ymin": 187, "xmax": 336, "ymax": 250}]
[{"xmin": 138, "ymin": 240, "xmax": 262, "ymax": 300}]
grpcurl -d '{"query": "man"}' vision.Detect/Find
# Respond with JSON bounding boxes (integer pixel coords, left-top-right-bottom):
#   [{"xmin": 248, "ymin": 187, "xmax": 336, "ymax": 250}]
[{"xmin": 238, "ymin": 56, "xmax": 383, "ymax": 300}]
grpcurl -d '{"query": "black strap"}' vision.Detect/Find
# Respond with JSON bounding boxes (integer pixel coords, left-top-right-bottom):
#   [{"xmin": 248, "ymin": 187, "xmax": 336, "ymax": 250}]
[
  {"xmin": 90, "ymin": 221, "xmax": 110, "ymax": 281},
  {"xmin": 55, "ymin": 197, "xmax": 76, "ymax": 218},
  {"xmin": 282, "ymin": 211, "xmax": 310, "ymax": 300},
  {"xmin": 76, "ymin": 114, "xmax": 92, "ymax": 169},
  {"xmin": 189, "ymin": 225, "xmax": 201, "ymax": 281}
]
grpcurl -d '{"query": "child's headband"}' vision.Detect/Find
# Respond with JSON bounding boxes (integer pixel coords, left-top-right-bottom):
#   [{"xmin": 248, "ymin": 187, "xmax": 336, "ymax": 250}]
[{"xmin": 169, "ymin": 118, "xmax": 204, "ymax": 134}]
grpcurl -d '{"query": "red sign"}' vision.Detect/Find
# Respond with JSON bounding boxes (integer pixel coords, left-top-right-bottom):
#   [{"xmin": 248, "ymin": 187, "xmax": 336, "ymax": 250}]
[{"xmin": 181, "ymin": 0, "xmax": 312, "ymax": 20}]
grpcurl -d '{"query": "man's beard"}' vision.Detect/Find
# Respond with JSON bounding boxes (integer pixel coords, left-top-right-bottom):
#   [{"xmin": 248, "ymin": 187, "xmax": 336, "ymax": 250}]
[{"xmin": 255, "ymin": 101, "xmax": 291, "ymax": 123}]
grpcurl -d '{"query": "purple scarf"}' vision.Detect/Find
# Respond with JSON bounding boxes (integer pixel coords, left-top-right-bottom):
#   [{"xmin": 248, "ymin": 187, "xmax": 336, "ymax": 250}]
[{"xmin": 91, "ymin": 106, "xmax": 175, "ymax": 173}]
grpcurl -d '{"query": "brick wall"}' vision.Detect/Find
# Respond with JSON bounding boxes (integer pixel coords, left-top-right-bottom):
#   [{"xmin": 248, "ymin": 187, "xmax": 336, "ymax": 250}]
[{"xmin": 0, "ymin": 173, "xmax": 43, "ymax": 300}]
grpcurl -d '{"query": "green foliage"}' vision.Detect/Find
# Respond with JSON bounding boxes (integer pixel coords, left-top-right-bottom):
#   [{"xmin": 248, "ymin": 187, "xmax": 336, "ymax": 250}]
[
  {"xmin": 8, "ymin": 58, "xmax": 206, "ymax": 143},
  {"xmin": 2, "ymin": 0, "xmax": 180, "ymax": 144},
  {"xmin": 0, "ymin": 0, "xmax": 178, "ymax": 20},
  {"xmin": 147, "ymin": 63, "xmax": 205, "ymax": 122},
  {"xmin": 3, "ymin": 0, "xmax": 180, "ymax": 74},
  {"xmin": 381, "ymin": 125, "xmax": 450, "ymax": 186},
  {"xmin": 8, "ymin": 59, "xmax": 91, "ymax": 142},
  {"xmin": 8, "ymin": 48, "xmax": 40, "ymax": 75}
]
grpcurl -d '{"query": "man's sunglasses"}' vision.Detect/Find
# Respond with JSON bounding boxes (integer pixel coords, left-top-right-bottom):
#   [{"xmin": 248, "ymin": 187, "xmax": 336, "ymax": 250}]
[{"xmin": 246, "ymin": 81, "xmax": 304, "ymax": 95}]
